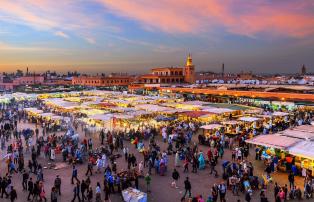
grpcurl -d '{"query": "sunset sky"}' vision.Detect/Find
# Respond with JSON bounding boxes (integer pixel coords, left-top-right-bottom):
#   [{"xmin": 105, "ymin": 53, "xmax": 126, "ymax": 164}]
[{"xmin": 0, "ymin": 0, "xmax": 314, "ymax": 74}]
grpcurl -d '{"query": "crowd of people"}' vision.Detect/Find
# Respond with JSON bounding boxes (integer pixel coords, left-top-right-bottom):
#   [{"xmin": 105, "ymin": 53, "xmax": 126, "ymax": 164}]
[{"xmin": 0, "ymin": 99, "xmax": 314, "ymax": 202}]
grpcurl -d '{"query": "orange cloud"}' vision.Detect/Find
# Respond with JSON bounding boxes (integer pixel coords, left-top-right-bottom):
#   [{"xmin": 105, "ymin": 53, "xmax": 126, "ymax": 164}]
[{"xmin": 97, "ymin": 0, "xmax": 314, "ymax": 38}]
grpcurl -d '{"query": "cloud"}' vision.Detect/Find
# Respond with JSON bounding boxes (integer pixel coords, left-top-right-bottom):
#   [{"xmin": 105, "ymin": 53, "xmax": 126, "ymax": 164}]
[
  {"xmin": 0, "ymin": 41, "xmax": 60, "ymax": 52},
  {"xmin": 96, "ymin": 0, "xmax": 314, "ymax": 38},
  {"xmin": 84, "ymin": 37, "xmax": 96, "ymax": 44},
  {"xmin": 54, "ymin": 31, "xmax": 69, "ymax": 39},
  {"xmin": 0, "ymin": 0, "xmax": 113, "ymax": 43}
]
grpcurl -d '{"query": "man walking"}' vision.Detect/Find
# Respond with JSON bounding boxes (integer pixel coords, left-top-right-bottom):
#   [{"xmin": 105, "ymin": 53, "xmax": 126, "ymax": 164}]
[
  {"xmin": 54, "ymin": 175, "xmax": 61, "ymax": 195},
  {"xmin": 182, "ymin": 177, "xmax": 192, "ymax": 200},
  {"xmin": 27, "ymin": 177, "xmax": 34, "ymax": 201},
  {"xmin": 22, "ymin": 170, "xmax": 29, "ymax": 191},
  {"xmin": 85, "ymin": 160, "xmax": 93, "ymax": 176},
  {"xmin": 71, "ymin": 165, "xmax": 79, "ymax": 184},
  {"xmin": 288, "ymin": 172, "xmax": 294, "ymax": 189},
  {"xmin": 72, "ymin": 181, "xmax": 81, "ymax": 202},
  {"xmin": 172, "ymin": 169, "xmax": 180, "ymax": 188},
  {"xmin": 218, "ymin": 182, "xmax": 227, "ymax": 202}
]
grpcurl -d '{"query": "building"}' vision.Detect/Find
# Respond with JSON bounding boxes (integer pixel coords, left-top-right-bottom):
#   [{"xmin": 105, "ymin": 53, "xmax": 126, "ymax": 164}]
[
  {"xmin": 13, "ymin": 75, "xmax": 44, "ymax": 85},
  {"xmin": 72, "ymin": 74, "xmax": 133, "ymax": 87},
  {"xmin": 0, "ymin": 73, "xmax": 45, "ymax": 90},
  {"xmin": 135, "ymin": 54, "xmax": 196, "ymax": 85},
  {"xmin": 301, "ymin": 64, "xmax": 307, "ymax": 75},
  {"xmin": 184, "ymin": 54, "xmax": 195, "ymax": 83}
]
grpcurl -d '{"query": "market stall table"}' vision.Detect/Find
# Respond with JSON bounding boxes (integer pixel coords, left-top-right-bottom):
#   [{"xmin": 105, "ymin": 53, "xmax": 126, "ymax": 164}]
[{"xmin": 122, "ymin": 187, "xmax": 147, "ymax": 202}]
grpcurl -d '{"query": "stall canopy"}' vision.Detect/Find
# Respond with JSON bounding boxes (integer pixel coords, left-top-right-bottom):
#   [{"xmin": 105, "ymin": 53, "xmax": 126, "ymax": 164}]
[
  {"xmin": 222, "ymin": 120, "xmax": 239, "ymax": 125},
  {"xmin": 277, "ymin": 128, "xmax": 314, "ymax": 140},
  {"xmin": 179, "ymin": 111, "xmax": 212, "ymax": 118},
  {"xmin": 40, "ymin": 112, "xmax": 55, "ymax": 118},
  {"xmin": 289, "ymin": 141, "xmax": 314, "ymax": 160},
  {"xmin": 245, "ymin": 135, "xmax": 301, "ymax": 150},
  {"xmin": 201, "ymin": 107, "xmax": 234, "ymax": 114},
  {"xmin": 135, "ymin": 104, "xmax": 172, "ymax": 112},
  {"xmin": 24, "ymin": 108, "xmax": 43, "ymax": 114},
  {"xmin": 292, "ymin": 125, "xmax": 314, "ymax": 133},
  {"xmin": 238, "ymin": 116, "xmax": 260, "ymax": 122},
  {"xmin": 272, "ymin": 111, "xmax": 289, "ymax": 117},
  {"xmin": 89, "ymin": 114, "xmax": 113, "ymax": 121},
  {"xmin": 200, "ymin": 124, "xmax": 223, "ymax": 130}
]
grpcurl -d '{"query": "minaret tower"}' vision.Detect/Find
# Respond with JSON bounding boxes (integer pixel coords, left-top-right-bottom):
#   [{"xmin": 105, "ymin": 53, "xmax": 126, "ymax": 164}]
[{"xmin": 184, "ymin": 54, "xmax": 195, "ymax": 84}]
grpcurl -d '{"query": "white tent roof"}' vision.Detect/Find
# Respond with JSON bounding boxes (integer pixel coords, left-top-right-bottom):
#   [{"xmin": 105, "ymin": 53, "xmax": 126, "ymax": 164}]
[
  {"xmin": 89, "ymin": 114, "xmax": 113, "ymax": 121},
  {"xmin": 289, "ymin": 141, "xmax": 314, "ymax": 160},
  {"xmin": 112, "ymin": 114, "xmax": 134, "ymax": 120},
  {"xmin": 278, "ymin": 128, "xmax": 314, "ymax": 140},
  {"xmin": 200, "ymin": 124, "xmax": 223, "ymax": 130},
  {"xmin": 292, "ymin": 125, "xmax": 314, "ymax": 133},
  {"xmin": 183, "ymin": 100, "xmax": 208, "ymax": 105},
  {"xmin": 272, "ymin": 111, "xmax": 289, "ymax": 117},
  {"xmin": 202, "ymin": 107, "xmax": 234, "ymax": 114},
  {"xmin": 222, "ymin": 120, "xmax": 239, "ymax": 125},
  {"xmin": 245, "ymin": 135, "xmax": 301, "ymax": 150},
  {"xmin": 238, "ymin": 116, "xmax": 260, "ymax": 122},
  {"xmin": 127, "ymin": 110, "xmax": 152, "ymax": 116},
  {"xmin": 135, "ymin": 104, "xmax": 172, "ymax": 112},
  {"xmin": 40, "ymin": 112, "xmax": 55, "ymax": 117},
  {"xmin": 24, "ymin": 108, "xmax": 43, "ymax": 114}
]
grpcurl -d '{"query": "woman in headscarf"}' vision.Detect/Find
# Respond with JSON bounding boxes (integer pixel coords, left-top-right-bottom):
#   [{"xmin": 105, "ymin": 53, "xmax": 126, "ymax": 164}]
[
  {"xmin": 159, "ymin": 158, "xmax": 166, "ymax": 176},
  {"xmin": 198, "ymin": 151, "xmax": 205, "ymax": 170},
  {"xmin": 175, "ymin": 151, "xmax": 180, "ymax": 167}
]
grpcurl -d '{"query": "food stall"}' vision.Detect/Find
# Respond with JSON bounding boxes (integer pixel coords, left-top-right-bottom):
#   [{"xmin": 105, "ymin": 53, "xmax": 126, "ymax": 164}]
[
  {"xmin": 238, "ymin": 116, "xmax": 262, "ymax": 133},
  {"xmin": 222, "ymin": 120, "xmax": 240, "ymax": 136},
  {"xmin": 246, "ymin": 135, "xmax": 301, "ymax": 172},
  {"xmin": 289, "ymin": 141, "xmax": 314, "ymax": 176},
  {"xmin": 198, "ymin": 124, "xmax": 223, "ymax": 145}
]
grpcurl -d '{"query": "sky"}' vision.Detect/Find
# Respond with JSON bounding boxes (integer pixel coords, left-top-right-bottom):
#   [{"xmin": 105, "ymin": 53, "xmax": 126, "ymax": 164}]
[{"xmin": 0, "ymin": 0, "xmax": 314, "ymax": 74}]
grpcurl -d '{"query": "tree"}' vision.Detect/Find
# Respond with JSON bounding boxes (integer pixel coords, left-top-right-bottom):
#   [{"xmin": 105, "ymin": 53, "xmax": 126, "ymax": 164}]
[{"xmin": 16, "ymin": 69, "xmax": 24, "ymax": 77}]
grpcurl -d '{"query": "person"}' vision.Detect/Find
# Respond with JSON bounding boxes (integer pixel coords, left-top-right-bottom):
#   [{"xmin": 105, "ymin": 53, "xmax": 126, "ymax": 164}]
[
  {"xmin": 1, "ymin": 176, "xmax": 9, "ymax": 198},
  {"xmin": 54, "ymin": 175, "xmax": 61, "ymax": 195},
  {"xmin": 183, "ymin": 158, "xmax": 189, "ymax": 173},
  {"xmin": 81, "ymin": 180, "xmax": 88, "ymax": 201},
  {"xmin": 172, "ymin": 169, "xmax": 180, "ymax": 188},
  {"xmin": 71, "ymin": 165, "xmax": 79, "ymax": 184},
  {"xmin": 218, "ymin": 182, "xmax": 226, "ymax": 202},
  {"xmin": 278, "ymin": 188, "xmax": 285, "ymax": 201},
  {"xmin": 72, "ymin": 181, "xmax": 81, "ymax": 202},
  {"xmin": 50, "ymin": 187, "xmax": 58, "ymax": 202},
  {"xmin": 210, "ymin": 158, "xmax": 218, "ymax": 177},
  {"xmin": 182, "ymin": 177, "xmax": 192, "ymax": 200},
  {"xmin": 144, "ymin": 173, "xmax": 151, "ymax": 193},
  {"xmin": 10, "ymin": 186, "xmax": 17, "ymax": 202},
  {"xmin": 139, "ymin": 161, "xmax": 144, "ymax": 176},
  {"xmin": 245, "ymin": 191, "xmax": 251, "ymax": 202},
  {"xmin": 175, "ymin": 152, "xmax": 180, "ymax": 167},
  {"xmin": 86, "ymin": 160, "xmax": 93, "ymax": 176},
  {"xmin": 260, "ymin": 190, "xmax": 268, "ymax": 202},
  {"xmin": 211, "ymin": 185, "xmax": 218, "ymax": 202},
  {"xmin": 39, "ymin": 181, "xmax": 47, "ymax": 202},
  {"xmin": 95, "ymin": 182, "xmax": 101, "ymax": 202},
  {"xmin": 87, "ymin": 186, "xmax": 93, "ymax": 202},
  {"xmin": 274, "ymin": 182, "xmax": 280, "ymax": 199},
  {"xmin": 22, "ymin": 170, "xmax": 29, "ymax": 190},
  {"xmin": 288, "ymin": 172, "xmax": 294, "ymax": 189},
  {"xmin": 27, "ymin": 177, "xmax": 34, "ymax": 201},
  {"xmin": 104, "ymin": 183, "xmax": 110, "ymax": 202}
]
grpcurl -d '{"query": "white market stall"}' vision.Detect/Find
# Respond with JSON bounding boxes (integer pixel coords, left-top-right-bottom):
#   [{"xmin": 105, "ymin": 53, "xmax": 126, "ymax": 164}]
[
  {"xmin": 289, "ymin": 141, "xmax": 314, "ymax": 160},
  {"xmin": 245, "ymin": 135, "xmax": 301, "ymax": 150},
  {"xmin": 122, "ymin": 187, "xmax": 147, "ymax": 202}
]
